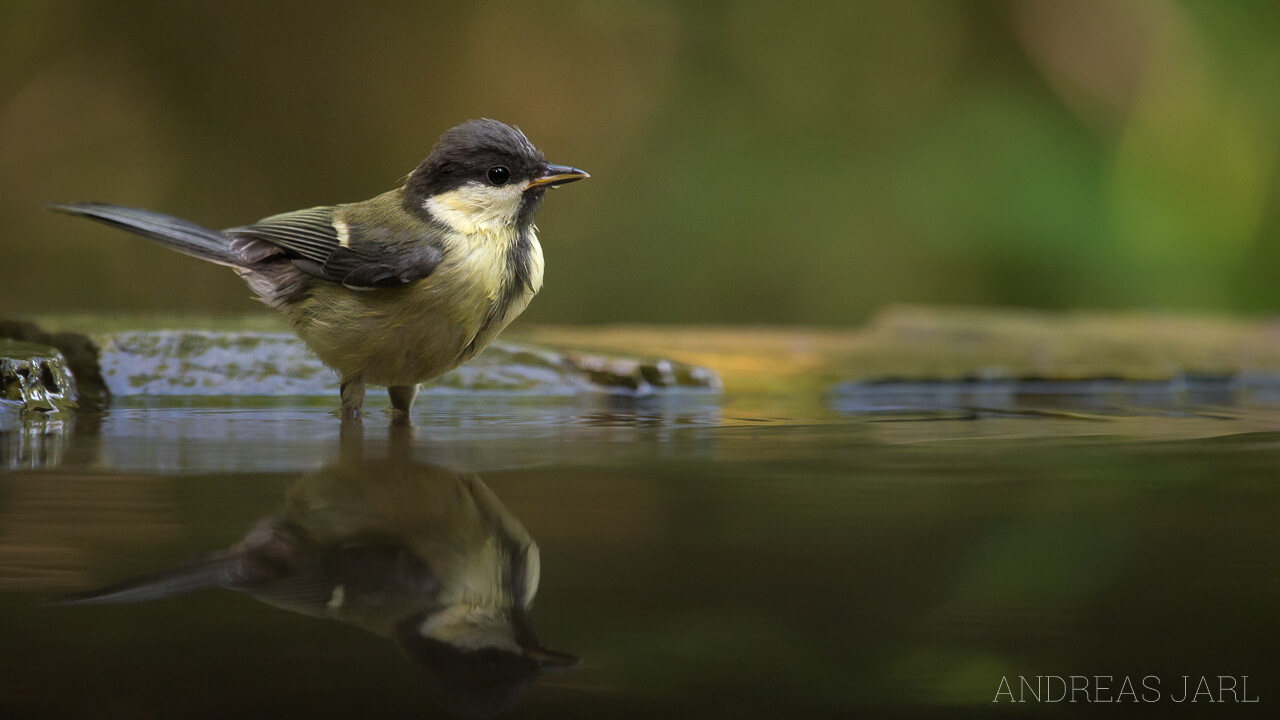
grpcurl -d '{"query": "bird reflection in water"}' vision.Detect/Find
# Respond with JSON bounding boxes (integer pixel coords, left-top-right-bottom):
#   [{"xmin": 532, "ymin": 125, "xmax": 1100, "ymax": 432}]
[{"xmin": 59, "ymin": 425, "xmax": 576, "ymax": 718}]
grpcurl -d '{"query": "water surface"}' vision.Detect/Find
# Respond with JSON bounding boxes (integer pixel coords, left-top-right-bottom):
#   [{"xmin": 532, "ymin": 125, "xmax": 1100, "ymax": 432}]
[{"xmin": 2, "ymin": 394, "xmax": 1278, "ymax": 717}]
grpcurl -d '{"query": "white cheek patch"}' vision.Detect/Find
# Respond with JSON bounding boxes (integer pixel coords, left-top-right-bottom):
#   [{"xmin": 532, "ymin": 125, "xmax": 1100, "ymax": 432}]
[
  {"xmin": 521, "ymin": 545, "xmax": 541, "ymax": 609},
  {"xmin": 417, "ymin": 605, "xmax": 521, "ymax": 653},
  {"xmin": 424, "ymin": 181, "xmax": 527, "ymax": 235}
]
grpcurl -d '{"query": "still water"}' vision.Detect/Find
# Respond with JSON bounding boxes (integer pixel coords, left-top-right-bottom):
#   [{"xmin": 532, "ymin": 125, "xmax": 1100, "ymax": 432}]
[{"xmin": 2, "ymin": 393, "xmax": 1278, "ymax": 717}]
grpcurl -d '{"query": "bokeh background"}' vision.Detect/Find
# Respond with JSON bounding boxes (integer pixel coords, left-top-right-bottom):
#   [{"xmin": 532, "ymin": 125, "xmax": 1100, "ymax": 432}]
[{"xmin": 4, "ymin": 0, "xmax": 1280, "ymax": 325}]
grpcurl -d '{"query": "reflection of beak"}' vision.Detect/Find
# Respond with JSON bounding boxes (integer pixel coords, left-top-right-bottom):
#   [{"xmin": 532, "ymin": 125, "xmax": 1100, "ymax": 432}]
[
  {"xmin": 525, "ymin": 646, "xmax": 580, "ymax": 669},
  {"xmin": 526, "ymin": 163, "xmax": 590, "ymax": 190}
]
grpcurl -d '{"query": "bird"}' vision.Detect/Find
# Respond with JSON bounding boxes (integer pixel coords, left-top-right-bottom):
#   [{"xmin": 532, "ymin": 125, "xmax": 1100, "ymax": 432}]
[
  {"xmin": 57, "ymin": 431, "xmax": 577, "ymax": 718},
  {"xmin": 48, "ymin": 119, "xmax": 588, "ymax": 418}
]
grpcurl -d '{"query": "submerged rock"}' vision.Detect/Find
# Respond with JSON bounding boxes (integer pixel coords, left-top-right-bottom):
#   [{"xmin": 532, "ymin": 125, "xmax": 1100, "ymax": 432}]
[
  {"xmin": 824, "ymin": 307, "xmax": 1280, "ymax": 415},
  {"xmin": 0, "ymin": 340, "xmax": 78, "ymax": 412},
  {"xmin": 0, "ymin": 411, "xmax": 73, "ymax": 470},
  {"xmin": 832, "ymin": 305, "xmax": 1280, "ymax": 382},
  {"xmin": 93, "ymin": 330, "xmax": 721, "ymax": 398}
]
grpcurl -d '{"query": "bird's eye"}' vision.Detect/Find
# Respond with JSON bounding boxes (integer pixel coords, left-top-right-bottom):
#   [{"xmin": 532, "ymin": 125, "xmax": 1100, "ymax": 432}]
[{"xmin": 486, "ymin": 166, "xmax": 511, "ymax": 186}]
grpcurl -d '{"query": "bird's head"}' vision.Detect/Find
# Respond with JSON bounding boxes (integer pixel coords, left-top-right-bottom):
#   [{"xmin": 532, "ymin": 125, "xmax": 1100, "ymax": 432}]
[
  {"xmin": 397, "ymin": 606, "xmax": 578, "ymax": 718},
  {"xmin": 408, "ymin": 119, "xmax": 588, "ymax": 236}
]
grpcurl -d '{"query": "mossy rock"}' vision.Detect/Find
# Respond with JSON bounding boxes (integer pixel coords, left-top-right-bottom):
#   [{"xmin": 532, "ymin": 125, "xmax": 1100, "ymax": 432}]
[{"xmin": 8, "ymin": 326, "xmax": 722, "ymax": 400}]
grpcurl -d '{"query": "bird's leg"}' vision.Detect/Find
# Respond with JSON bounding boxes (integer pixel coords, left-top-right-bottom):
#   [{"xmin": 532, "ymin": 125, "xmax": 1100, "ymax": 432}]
[
  {"xmin": 338, "ymin": 412, "xmax": 365, "ymax": 451},
  {"xmin": 339, "ymin": 376, "xmax": 366, "ymax": 420},
  {"xmin": 387, "ymin": 418, "xmax": 417, "ymax": 456},
  {"xmin": 388, "ymin": 384, "xmax": 419, "ymax": 417}
]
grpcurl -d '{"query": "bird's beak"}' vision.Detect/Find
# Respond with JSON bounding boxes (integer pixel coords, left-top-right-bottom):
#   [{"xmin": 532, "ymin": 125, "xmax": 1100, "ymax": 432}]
[
  {"xmin": 526, "ymin": 163, "xmax": 590, "ymax": 190},
  {"xmin": 524, "ymin": 646, "xmax": 579, "ymax": 669}
]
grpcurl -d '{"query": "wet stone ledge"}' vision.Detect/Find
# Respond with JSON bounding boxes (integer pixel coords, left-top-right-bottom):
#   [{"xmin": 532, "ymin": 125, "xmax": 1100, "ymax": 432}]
[
  {"xmin": 0, "ymin": 340, "xmax": 78, "ymax": 413},
  {"xmin": 90, "ymin": 330, "xmax": 721, "ymax": 398}
]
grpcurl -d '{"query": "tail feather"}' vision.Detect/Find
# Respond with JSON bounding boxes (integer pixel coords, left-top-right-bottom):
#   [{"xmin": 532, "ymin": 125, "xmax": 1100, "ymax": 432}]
[
  {"xmin": 52, "ymin": 553, "xmax": 235, "ymax": 606},
  {"xmin": 46, "ymin": 202, "xmax": 242, "ymax": 267}
]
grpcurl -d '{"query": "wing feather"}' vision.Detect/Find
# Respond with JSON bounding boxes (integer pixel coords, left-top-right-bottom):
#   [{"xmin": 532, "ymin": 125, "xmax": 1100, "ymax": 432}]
[{"xmin": 226, "ymin": 204, "xmax": 442, "ymax": 289}]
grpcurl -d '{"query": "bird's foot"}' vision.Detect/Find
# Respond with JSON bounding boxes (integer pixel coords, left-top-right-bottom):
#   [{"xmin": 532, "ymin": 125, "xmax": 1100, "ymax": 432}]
[{"xmin": 339, "ymin": 377, "xmax": 366, "ymax": 422}]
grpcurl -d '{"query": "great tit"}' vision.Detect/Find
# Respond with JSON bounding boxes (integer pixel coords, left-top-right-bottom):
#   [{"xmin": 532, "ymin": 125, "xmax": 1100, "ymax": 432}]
[
  {"xmin": 48, "ymin": 119, "xmax": 588, "ymax": 418},
  {"xmin": 58, "ymin": 437, "xmax": 576, "ymax": 718}
]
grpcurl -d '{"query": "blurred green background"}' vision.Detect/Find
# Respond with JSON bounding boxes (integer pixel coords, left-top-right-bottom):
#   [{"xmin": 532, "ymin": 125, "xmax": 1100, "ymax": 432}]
[{"xmin": 3, "ymin": 0, "xmax": 1280, "ymax": 325}]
